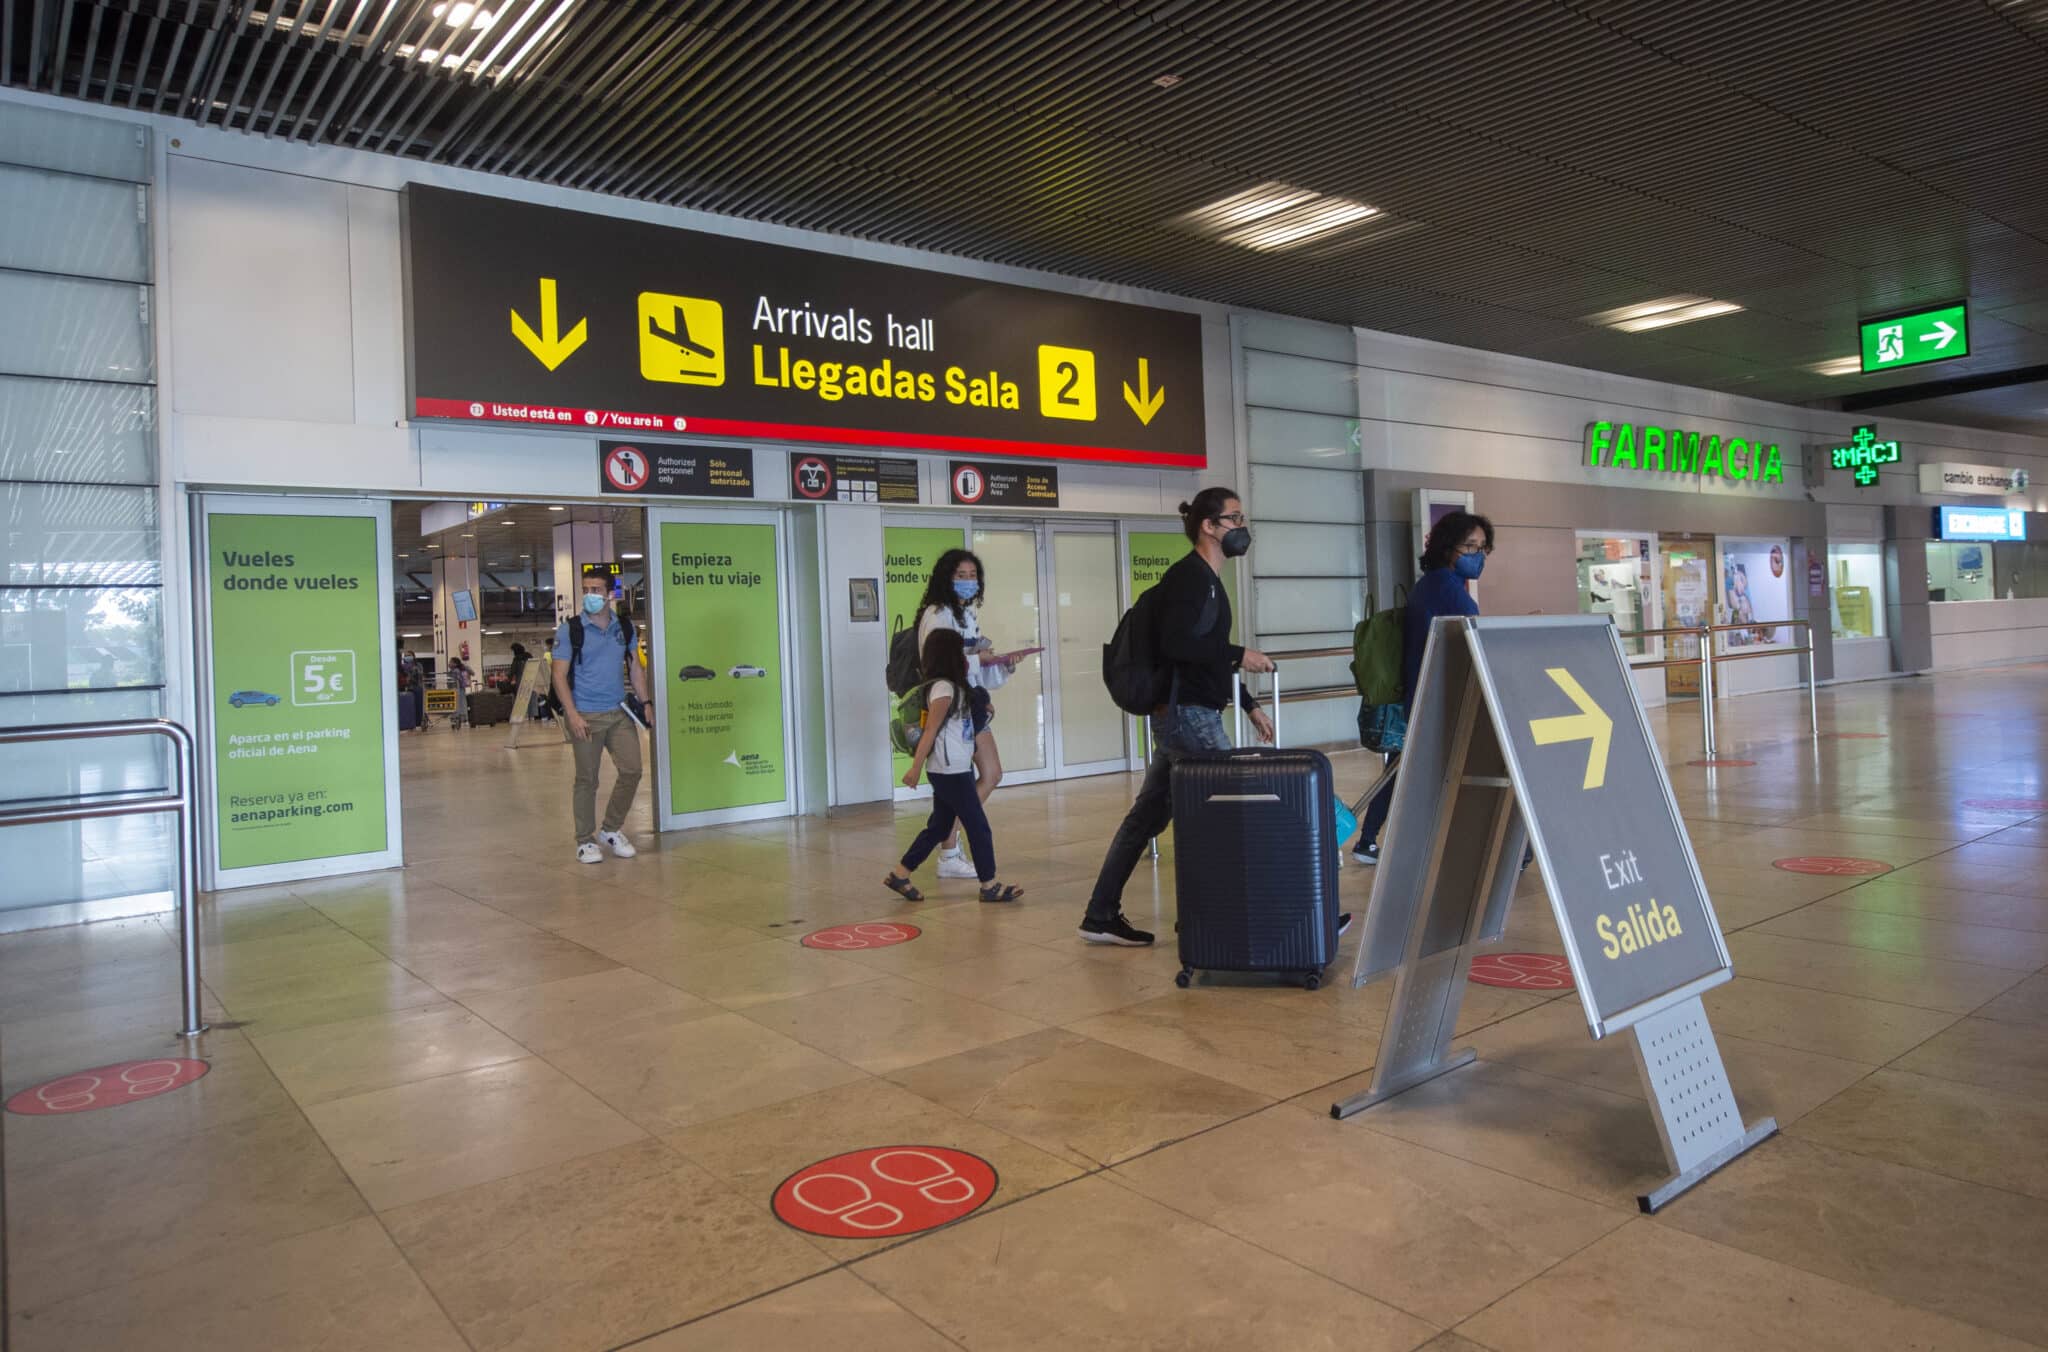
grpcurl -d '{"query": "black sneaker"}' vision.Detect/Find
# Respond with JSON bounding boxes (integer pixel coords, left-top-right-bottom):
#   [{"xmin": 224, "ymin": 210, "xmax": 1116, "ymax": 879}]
[
  {"xmin": 1078, "ymin": 913, "xmax": 1155, "ymax": 946},
  {"xmin": 1352, "ymin": 842, "xmax": 1379, "ymax": 866},
  {"xmin": 1336, "ymin": 912, "xmax": 1353, "ymax": 937}
]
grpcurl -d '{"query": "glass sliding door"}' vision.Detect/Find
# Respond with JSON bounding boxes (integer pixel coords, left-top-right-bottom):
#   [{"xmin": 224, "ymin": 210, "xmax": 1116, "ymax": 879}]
[
  {"xmin": 970, "ymin": 526, "xmax": 1049, "ymax": 780},
  {"xmin": 1049, "ymin": 527, "xmax": 1124, "ymax": 777}
]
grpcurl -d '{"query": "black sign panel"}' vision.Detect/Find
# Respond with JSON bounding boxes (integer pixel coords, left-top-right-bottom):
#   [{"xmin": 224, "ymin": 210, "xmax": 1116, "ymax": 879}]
[
  {"xmin": 949, "ymin": 461, "xmax": 1059, "ymax": 508},
  {"xmin": 598, "ymin": 441, "xmax": 755, "ymax": 498},
  {"xmin": 404, "ymin": 185, "xmax": 1207, "ymax": 469},
  {"xmin": 791, "ymin": 453, "xmax": 920, "ymax": 504}
]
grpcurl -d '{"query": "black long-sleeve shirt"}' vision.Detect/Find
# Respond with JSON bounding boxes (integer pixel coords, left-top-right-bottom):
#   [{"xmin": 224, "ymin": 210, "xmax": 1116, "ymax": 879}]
[{"xmin": 1153, "ymin": 550, "xmax": 1256, "ymax": 712}]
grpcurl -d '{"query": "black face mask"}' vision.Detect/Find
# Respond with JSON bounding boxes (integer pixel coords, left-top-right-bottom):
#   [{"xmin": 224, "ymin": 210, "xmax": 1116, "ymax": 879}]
[{"xmin": 1220, "ymin": 526, "xmax": 1252, "ymax": 558}]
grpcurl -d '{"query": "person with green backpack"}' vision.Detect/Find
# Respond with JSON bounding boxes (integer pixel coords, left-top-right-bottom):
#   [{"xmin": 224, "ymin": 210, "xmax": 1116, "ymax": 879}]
[{"xmin": 1352, "ymin": 511, "xmax": 1494, "ymax": 865}]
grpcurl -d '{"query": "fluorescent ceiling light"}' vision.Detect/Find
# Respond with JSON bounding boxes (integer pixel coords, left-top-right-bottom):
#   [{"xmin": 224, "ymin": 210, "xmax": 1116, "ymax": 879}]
[
  {"xmin": 1586, "ymin": 295, "xmax": 1744, "ymax": 333},
  {"xmin": 401, "ymin": 632, "xmax": 424, "ymax": 638},
  {"xmin": 1174, "ymin": 181, "xmax": 1384, "ymax": 253},
  {"xmin": 1807, "ymin": 356, "xmax": 1863, "ymax": 376},
  {"xmin": 548, "ymin": 505, "xmax": 566, "ymax": 511},
  {"xmin": 620, "ymin": 552, "xmax": 644, "ymax": 560}
]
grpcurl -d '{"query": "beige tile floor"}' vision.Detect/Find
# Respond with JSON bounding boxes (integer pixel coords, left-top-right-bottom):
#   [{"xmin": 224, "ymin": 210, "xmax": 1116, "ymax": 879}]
[{"xmin": 7, "ymin": 667, "xmax": 2048, "ymax": 1349}]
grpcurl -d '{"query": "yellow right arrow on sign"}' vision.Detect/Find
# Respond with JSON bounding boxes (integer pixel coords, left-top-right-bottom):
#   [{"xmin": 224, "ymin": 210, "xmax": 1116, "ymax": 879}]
[
  {"xmin": 1529, "ymin": 667, "xmax": 1612, "ymax": 790},
  {"xmin": 1122, "ymin": 358, "xmax": 1165, "ymax": 424}
]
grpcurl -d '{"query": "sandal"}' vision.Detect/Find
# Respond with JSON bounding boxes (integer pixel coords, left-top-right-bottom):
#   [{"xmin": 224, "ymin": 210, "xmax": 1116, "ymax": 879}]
[
  {"xmin": 978, "ymin": 882, "xmax": 1024, "ymax": 904},
  {"xmin": 883, "ymin": 874, "xmax": 924, "ymax": 902}
]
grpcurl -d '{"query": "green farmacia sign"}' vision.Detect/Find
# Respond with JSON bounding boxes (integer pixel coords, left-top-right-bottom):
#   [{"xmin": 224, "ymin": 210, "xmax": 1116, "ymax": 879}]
[{"xmin": 1585, "ymin": 422, "xmax": 1784, "ymax": 485}]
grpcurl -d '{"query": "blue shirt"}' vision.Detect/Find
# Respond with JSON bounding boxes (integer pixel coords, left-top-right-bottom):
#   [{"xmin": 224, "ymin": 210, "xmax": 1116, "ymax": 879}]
[
  {"xmin": 552, "ymin": 614, "xmax": 630, "ymax": 712},
  {"xmin": 1401, "ymin": 566, "xmax": 1479, "ymax": 706}
]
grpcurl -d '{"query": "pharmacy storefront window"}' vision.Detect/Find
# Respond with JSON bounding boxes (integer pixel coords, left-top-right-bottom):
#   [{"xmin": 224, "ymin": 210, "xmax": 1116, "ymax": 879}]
[
  {"xmin": 1828, "ymin": 544, "xmax": 1887, "ymax": 639},
  {"xmin": 1717, "ymin": 537, "xmax": 1794, "ymax": 650},
  {"xmin": 1576, "ymin": 533, "xmax": 1660, "ymax": 658}
]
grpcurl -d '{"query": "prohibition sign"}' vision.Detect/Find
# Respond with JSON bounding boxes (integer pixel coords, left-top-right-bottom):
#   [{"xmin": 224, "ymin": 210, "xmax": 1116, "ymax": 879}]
[
  {"xmin": 6, "ymin": 1058, "xmax": 210, "ymax": 1116},
  {"xmin": 603, "ymin": 444, "xmax": 651, "ymax": 492},
  {"xmin": 1468, "ymin": 953, "xmax": 1575, "ymax": 991},
  {"xmin": 793, "ymin": 456, "xmax": 833, "ymax": 500},
  {"xmin": 772, "ymin": 1145, "xmax": 997, "ymax": 1239},
  {"xmin": 951, "ymin": 464, "xmax": 987, "ymax": 505}
]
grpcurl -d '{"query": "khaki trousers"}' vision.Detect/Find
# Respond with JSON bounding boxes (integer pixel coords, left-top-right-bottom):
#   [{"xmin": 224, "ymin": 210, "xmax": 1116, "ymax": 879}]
[{"xmin": 569, "ymin": 708, "xmax": 642, "ymax": 842}]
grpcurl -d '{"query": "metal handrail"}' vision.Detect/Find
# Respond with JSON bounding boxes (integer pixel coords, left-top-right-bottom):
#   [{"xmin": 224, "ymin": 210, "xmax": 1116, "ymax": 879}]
[
  {"xmin": 0, "ymin": 719, "xmax": 206, "ymax": 1038},
  {"xmin": 1614, "ymin": 617, "xmax": 1818, "ymax": 755},
  {"xmin": 1262, "ymin": 645, "xmax": 1351, "ymax": 662}
]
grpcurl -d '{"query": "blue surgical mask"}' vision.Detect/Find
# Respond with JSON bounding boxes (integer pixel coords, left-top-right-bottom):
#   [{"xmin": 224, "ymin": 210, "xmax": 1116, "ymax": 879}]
[
  {"xmin": 952, "ymin": 579, "xmax": 980, "ymax": 602},
  {"xmin": 1454, "ymin": 552, "xmax": 1486, "ymax": 581},
  {"xmin": 582, "ymin": 592, "xmax": 606, "ymax": 615}
]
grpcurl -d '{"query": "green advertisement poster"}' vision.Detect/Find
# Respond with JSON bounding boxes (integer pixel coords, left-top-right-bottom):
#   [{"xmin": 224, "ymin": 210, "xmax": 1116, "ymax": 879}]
[
  {"xmin": 1128, "ymin": 530, "xmax": 1241, "ymax": 753},
  {"xmin": 661, "ymin": 521, "xmax": 786, "ymax": 815},
  {"xmin": 884, "ymin": 525, "xmax": 966, "ymax": 779},
  {"xmin": 209, "ymin": 513, "xmax": 388, "ymax": 870}
]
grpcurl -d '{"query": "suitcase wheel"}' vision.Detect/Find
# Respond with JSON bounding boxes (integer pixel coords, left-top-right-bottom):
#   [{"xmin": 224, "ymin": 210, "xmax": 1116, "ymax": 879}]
[
  {"xmin": 1175, "ymin": 969, "xmax": 1192, "ymax": 989},
  {"xmin": 1303, "ymin": 973, "xmax": 1322, "ymax": 992}
]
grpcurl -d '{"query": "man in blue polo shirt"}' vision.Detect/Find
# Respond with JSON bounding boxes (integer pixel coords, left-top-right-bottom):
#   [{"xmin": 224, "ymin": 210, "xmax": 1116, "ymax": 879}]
[{"xmin": 552, "ymin": 571, "xmax": 651, "ymax": 864}]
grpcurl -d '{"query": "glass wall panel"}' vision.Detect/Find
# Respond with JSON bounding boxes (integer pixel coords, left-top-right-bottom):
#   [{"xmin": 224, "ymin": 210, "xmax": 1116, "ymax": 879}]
[
  {"xmin": 1247, "ymin": 465, "xmax": 1363, "ymax": 525},
  {"xmin": 0, "ymin": 101, "xmax": 151, "ymax": 180},
  {"xmin": 0, "ymin": 374, "xmax": 155, "ymax": 483},
  {"xmin": 1828, "ymin": 543, "xmax": 1887, "ymax": 638},
  {"xmin": 0, "ymin": 271, "xmax": 154, "ymax": 383},
  {"xmin": 1051, "ymin": 532, "xmax": 1123, "ymax": 768},
  {"xmin": 0, "ymin": 586, "xmax": 164, "ymax": 692},
  {"xmin": 0, "ymin": 164, "xmax": 151, "ymax": 282},
  {"xmin": 1243, "ymin": 350, "xmax": 1357, "ymax": 417},
  {"xmin": 1245, "ymin": 407, "xmax": 1358, "ymax": 469},
  {"xmin": 971, "ymin": 528, "xmax": 1047, "ymax": 774},
  {"xmin": 3, "ymin": 482, "xmax": 161, "ymax": 585}
]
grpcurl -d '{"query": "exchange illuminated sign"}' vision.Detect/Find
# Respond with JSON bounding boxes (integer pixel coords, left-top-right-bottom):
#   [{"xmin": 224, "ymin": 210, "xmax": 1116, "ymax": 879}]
[
  {"xmin": 1859, "ymin": 304, "xmax": 1968, "ymax": 374},
  {"xmin": 1935, "ymin": 505, "xmax": 2027, "ymax": 542},
  {"xmin": 1828, "ymin": 425, "xmax": 1900, "ymax": 487},
  {"xmin": 402, "ymin": 185, "xmax": 1207, "ymax": 469},
  {"xmin": 1584, "ymin": 421, "xmax": 1785, "ymax": 485}
]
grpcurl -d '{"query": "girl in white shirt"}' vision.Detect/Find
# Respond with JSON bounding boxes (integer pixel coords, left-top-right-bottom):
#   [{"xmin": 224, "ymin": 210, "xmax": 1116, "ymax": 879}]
[
  {"xmin": 914, "ymin": 549, "xmax": 1017, "ymax": 877},
  {"xmin": 884, "ymin": 629, "xmax": 1023, "ymax": 903}
]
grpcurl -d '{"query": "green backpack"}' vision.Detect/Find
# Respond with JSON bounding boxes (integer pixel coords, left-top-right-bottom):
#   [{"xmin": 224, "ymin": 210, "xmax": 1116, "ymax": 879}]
[
  {"xmin": 888, "ymin": 681, "xmax": 935, "ymax": 757},
  {"xmin": 1350, "ymin": 586, "xmax": 1407, "ymax": 707}
]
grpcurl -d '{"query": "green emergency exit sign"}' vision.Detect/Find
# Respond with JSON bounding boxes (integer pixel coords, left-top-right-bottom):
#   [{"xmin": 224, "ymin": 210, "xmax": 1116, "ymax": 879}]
[{"xmin": 1859, "ymin": 305, "xmax": 1968, "ymax": 373}]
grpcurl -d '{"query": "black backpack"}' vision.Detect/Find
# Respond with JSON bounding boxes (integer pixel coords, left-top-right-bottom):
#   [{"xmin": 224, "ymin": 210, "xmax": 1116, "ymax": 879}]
[
  {"xmin": 565, "ymin": 613, "xmax": 634, "ymax": 694},
  {"xmin": 1102, "ymin": 580, "xmax": 1215, "ymax": 716},
  {"xmin": 885, "ymin": 612, "xmax": 923, "ymax": 696}
]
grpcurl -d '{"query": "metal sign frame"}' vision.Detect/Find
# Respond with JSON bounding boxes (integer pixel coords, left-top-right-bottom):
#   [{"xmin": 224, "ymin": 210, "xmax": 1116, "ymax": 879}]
[{"xmin": 1332, "ymin": 614, "xmax": 1774, "ymax": 1213}]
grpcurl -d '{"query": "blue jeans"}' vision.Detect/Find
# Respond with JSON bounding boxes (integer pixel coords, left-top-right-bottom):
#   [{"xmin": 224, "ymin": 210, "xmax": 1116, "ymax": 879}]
[
  {"xmin": 1084, "ymin": 705, "xmax": 1231, "ymax": 922},
  {"xmin": 902, "ymin": 770, "xmax": 996, "ymax": 882},
  {"xmin": 1359, "ymin": 753, "xmax": 1400, "ymax": 850}
]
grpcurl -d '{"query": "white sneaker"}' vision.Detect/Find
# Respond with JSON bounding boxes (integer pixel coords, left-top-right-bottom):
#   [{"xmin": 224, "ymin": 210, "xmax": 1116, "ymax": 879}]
[
  {"xmin": 597, "ymin": 829, "xmax": 637, "ymax": 858},
  {"xmin": 576, "ymin": 841, "xmax": 603, "ymax": 864},
  {"xmin": 936, "ymin": 851, "xmax": 977, "ymax": 879}
]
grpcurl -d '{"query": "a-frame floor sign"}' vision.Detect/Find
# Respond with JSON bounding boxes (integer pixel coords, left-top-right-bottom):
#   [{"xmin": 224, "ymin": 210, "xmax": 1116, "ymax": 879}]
[{"xmin": 1332, "ymin": 615, "xmax": 1776, "ymax": 1213}]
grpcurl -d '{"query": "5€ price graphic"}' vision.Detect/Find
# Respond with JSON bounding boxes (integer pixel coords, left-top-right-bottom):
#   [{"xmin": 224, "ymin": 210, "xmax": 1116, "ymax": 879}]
[{"xmin": 291, "ymin": 650, "xmax": 356, "ymax": 707}]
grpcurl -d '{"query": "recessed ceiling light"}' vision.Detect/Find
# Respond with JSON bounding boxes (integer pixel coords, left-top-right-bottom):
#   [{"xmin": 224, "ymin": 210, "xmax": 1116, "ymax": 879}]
[
  {"xmin": 621, "ymin": 552, "xmax": 644, "ymax": 560},
  {"xmin": 1807, "ymin": 356, "xmax": 1863, "ymax": 376},
  {"xmin": 398, "ymin": 553, "xmax": 409, "ymax": 558},
  {"xmin": 1586, "ymin": 296, "xmax": 1744, "ymax": 333},
  {"xmin": 548, "ymin": 505, "xmax": 566, "ymax": 511},
  {"xmin": 401, "ymin": 632, "xmax": 424, "ymax": 638},
  {"xmin": 1151, "ymin": 73, "xmax": 1183, "ymax": 89},
  {"xmin": 1173, "ymin": 181, "xmax": 1384, "ymax": 252},
  {"xmin": 460, "ymin": 533, "xmax": 474, "ymax": 538}
]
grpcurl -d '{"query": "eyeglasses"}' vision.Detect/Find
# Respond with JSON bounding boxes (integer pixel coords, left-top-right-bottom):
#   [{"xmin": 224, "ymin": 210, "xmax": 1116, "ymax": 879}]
[
  {"xmin": 1212, "ymin": 512, "xmax": 1246, "ymax": 526},
  {"xmin": 1457, "ymin": 541, "xmax": 1493, "ymax": 555}
]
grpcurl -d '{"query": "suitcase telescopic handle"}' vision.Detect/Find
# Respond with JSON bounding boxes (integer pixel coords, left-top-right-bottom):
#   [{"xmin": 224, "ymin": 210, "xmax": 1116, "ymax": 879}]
[{"xmin": 1232, "ymin": 665, "xmax": 1279, "ymax": 748}]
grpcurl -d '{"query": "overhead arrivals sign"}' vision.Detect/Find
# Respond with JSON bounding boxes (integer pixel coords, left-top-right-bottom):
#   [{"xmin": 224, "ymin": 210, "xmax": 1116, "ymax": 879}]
[{"xmin": 402, "ymin": 185, "xmax": 1207, "ymax": 469}]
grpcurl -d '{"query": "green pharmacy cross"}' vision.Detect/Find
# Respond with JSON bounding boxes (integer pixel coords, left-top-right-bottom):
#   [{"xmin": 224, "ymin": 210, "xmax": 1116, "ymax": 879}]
[{"xmin": 1829, "ymin": 426, "xmax": 1900, "ymax": 488}]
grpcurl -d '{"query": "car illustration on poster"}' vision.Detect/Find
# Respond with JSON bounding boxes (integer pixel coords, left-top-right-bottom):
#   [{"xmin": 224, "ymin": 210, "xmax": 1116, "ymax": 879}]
[
  {"xmin": 677, "ymin": 665, "xmax": 717, "ymax": 682},
  {"xmin": 228, "ymin": 690, "xmax": 282, "ymax": 707},
  {"xmin": 729, "ymin": 664, "xmax": 767, "ymax": 678}
]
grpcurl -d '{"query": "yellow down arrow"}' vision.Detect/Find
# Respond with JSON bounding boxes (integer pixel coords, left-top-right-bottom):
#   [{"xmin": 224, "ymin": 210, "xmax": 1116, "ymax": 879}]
[
  {"xmin": 1122, "ymin": 357, "xmax": 1165, "ymax": 425},
  {"xmin": 510, "ymin": 278, "xmax": 588, "ymax": 371},
  {"xmin": 1529, "ymin": 667, "xmax": 1612, "ymax": 790}
]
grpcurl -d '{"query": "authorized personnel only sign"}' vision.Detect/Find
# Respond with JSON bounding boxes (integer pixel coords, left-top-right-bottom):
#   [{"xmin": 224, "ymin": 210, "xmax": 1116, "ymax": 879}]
[
  {"xmin": 402, "ymin": 185, "xmax": 1207, "ymax": 469},
  {"xmin": 1470, "ymin": 621, "xmax": 1728, "ymax": 1025}
]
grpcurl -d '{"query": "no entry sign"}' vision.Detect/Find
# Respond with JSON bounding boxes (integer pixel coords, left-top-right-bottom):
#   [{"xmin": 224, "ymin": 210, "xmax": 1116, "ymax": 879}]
[
  {"xmin": 772, "ymin": 1146, "xmax": 996, "ymax": 1239},
  {"xmin": 801, "ymin": 923, "xmax": 921, "ymax": 951},
  {"xmin": 1469, "ymin": 953, "xmax": 1575, "ymax": 991}
]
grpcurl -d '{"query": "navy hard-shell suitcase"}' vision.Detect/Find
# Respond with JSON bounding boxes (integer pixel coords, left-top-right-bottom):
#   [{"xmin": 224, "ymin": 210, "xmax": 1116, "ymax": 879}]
[{"xmin": 1171, "ymin": 745, "xmax": 1342, "ymax": 990}]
